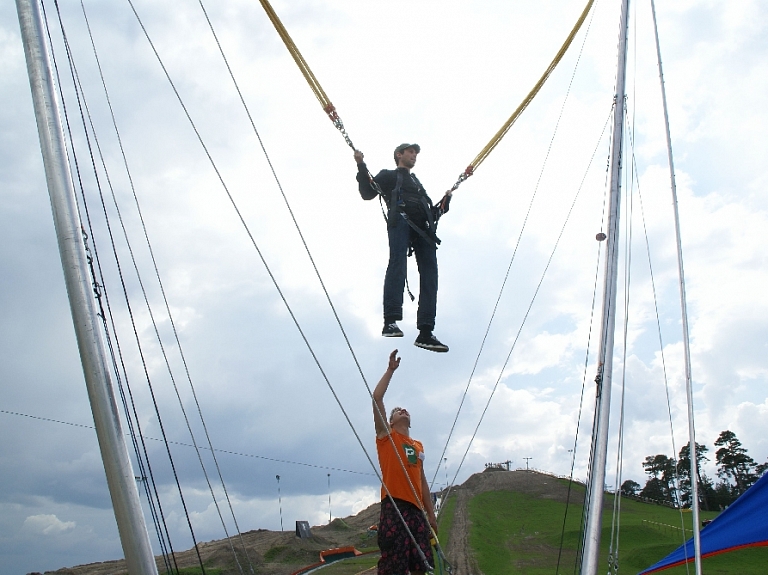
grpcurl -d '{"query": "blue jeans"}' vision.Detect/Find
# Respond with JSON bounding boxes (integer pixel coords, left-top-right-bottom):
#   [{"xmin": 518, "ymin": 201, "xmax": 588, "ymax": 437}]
[{"xmin": 383, "ymin": 213, "xmax": 438, "ymax": 331}]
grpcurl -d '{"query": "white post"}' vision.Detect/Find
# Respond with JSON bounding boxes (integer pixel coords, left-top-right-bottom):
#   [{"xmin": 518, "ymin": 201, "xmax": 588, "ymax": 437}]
[
  {"xmin": 649, "ymin": 1, "xmax": 702, "ymax": 573},
  {"xmin": 15, "ymin": 1, "xmax": 158, "ymax": 573},
  {"xmin": 580, "ymin": 0, "xmax": 631, "ymax": 572}
]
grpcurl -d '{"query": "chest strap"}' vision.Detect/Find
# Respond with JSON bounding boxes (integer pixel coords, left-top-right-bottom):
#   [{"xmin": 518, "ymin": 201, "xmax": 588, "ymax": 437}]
[{"xmin": 388, "ymin": 171, "xmax": 441, "ymax": 246}]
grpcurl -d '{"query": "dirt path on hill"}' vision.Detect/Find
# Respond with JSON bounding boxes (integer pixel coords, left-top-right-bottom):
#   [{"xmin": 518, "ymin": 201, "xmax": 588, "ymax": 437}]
[{"xmin": 445, "ymin": 488, "xmax": 482, "ymax": 575}]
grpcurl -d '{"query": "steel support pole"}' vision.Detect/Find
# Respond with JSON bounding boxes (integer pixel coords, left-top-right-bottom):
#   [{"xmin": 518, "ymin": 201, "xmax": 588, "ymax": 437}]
[
  {"xmin": 15, "ymin": 1, "xmax": 158, "ymax": 573},
  {"xmin": 649, "ymin": 2, "xmax": 702, "ymax": 572},
  {"xmin": 580, "ymin": 0, "xmax": 631, "ymax": 572}
]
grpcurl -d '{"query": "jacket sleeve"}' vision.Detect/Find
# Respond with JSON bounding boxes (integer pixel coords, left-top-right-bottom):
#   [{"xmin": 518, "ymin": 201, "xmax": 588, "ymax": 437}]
[
  {"xmin": 440, "ymin": 194, "xmax": 451, "ymax": 214},
  {"xmin": 356, "ymin": 162, "xmax": 379, "ymax": 201}
]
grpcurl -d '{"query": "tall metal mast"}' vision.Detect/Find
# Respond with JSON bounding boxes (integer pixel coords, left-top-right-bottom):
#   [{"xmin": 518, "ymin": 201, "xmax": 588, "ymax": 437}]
[
  {"xmin": 15, "ymin": 1, "xmax": 158, "ymax": 573},
  {"xmin": 580, "ymin": 0, "xmax": 630, "ymax": 572},
  {"xmin": 649, "ymin": 1, "xmax": 702, "ymax": 573}
]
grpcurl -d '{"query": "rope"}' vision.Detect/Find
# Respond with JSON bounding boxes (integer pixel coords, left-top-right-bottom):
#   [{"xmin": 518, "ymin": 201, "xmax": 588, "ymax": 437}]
[
  {"xmin": 196, "ymin": 3, "xmax": 442, "ymax": 568},
  {"xmin": 256, "ymin": 0, "xmax": 593, "ymax": 200},
  {"xmin": 438, "ymin": 106, "xmax": 615, "ymax": 512},
  {"xmin": 255, "ymin": 0, "xmax": 355, "ymax": 150},
  {"xmin": 607, "ymin": 34, "xmax": 640, "ymax": 572},
  {"xmin": 79, "ymin": 2, "xmax": 260, "ymax": 570},
  {"xmin": 445, "ymin": 0, "xmax": 596, "ymax": 195},
  {"xmin": 625, "ymin": 111, "xmax": 692, "ymax": 556},
  {"xmin": 554, "ymin": 118, "xmax": 613, "ymax": 575},
  {"xmin": 430, "ymin": 0, "xmax": 601, "ymax": 493},
  {"xmin": 0, "ymin": 409, "xmax": 374, "ymax": 475},
  {"xmin": 607, "ymin": 114, "xmax": 635, "ymax": 574},
  {"xmin": 127, "ymin": 2, "xmax": 435, "ymax": 568},
  {"xmin": 41, "ymin": 3, "xmax": 182, "ymax": 571}
]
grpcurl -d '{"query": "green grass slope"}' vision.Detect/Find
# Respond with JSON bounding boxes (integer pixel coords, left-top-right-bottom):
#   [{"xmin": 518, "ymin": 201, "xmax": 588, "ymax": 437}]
[
  {"xmin": 437, "ymin": 490, "xmax": 457, "ymax": 550},
  {"xmin": 453, "ymin": 473, "xmax": 768, "ymax": 575}
]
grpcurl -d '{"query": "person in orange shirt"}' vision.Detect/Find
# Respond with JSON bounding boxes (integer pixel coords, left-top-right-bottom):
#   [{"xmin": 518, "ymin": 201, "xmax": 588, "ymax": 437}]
[{"xmin": 373, "ymin": 350, "xmax": 438, "ymax": 575}]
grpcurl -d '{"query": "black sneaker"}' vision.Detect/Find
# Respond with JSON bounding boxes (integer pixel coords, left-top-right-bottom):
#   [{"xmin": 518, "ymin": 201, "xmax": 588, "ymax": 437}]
[
  {"xmin": 414, "ymin": 332, "xmax": 449, "ymax": 353},
  {"xmin": 382, "ymin": 322, "xmax": 404, "ymax": 337}
]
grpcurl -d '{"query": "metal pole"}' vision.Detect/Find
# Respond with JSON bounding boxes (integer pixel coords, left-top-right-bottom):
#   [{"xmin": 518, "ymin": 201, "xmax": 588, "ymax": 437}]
[
  {"xmin": 276, "ymin": 475, "xmax": 283, "ymax": 531},
  {"xmin": 327, "ymin": 473, "xmax": 331, "ymax": 524},
  {"xmin": 649, "ymin": 2, "xmax": 702, "ymax": 572},
  {"xmin": 581, "ymin": 0, "xmax": 630, "ymax": 572},
  {"xmin": 15, "ymin": 1, "xmax": 157, "ymax": 573}
]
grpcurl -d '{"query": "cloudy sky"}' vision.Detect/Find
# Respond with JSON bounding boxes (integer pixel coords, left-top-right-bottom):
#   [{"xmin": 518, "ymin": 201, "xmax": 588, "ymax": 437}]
[{"xmin": 2, "ymin": 0, "xmax": 767, "ymax": 573}]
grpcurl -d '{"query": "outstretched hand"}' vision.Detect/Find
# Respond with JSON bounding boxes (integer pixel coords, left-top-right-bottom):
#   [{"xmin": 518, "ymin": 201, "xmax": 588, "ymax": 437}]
[
  {"xmin": 387, "ymin": 349, "xmax": 401, "ymax": 372},
  {"xmin": 353, "ymin": 149, "xmax": 364, "ymax": 164}
]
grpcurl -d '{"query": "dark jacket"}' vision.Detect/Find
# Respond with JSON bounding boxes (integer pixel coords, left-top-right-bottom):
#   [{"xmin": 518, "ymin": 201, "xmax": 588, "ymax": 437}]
[{"xmin": 356, "ymin": 163, "xmax": 450, "ymax": 232}]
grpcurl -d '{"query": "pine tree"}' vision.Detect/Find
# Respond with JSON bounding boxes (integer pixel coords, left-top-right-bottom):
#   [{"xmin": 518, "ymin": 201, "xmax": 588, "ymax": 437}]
[
  {"xmin": 676, "ymin": 442, "xmax": 712, "ymax": 510},
  {"xmin": 714, "ymin": 430, "xmax": 759, "ymax": 499},
  {"xmin": 641, "ymin": 454, "xmax": 677, "ymax": 505}
]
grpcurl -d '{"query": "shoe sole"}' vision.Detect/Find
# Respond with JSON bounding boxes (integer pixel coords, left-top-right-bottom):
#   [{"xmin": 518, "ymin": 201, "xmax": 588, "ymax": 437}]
[
  {"xmin": 382, "ymin": 332, "xmax": 404, "ymax": 337},
  {"xmin": 414, "ymin": 342, "xmax": 449, "ymax": 353}
]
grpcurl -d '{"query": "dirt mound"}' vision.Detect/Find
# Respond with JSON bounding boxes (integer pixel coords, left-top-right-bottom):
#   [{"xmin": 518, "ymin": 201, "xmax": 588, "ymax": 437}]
[
  {"xmin": 41, "ymin": 504, "xmax": 381, "ymax": 575},
  {"xmin": 41, "ymin": 471, "xmax": 577, "ymax": 575},
  {"xmin": 458, "ymin": 468, "xmax": 584, "ymax": 504}
]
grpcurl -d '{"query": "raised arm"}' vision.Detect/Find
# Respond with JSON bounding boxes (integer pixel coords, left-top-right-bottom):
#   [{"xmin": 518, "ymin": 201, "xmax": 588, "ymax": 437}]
[
  {"xmin": 373, "ymin": 350, "xmax": 400, "ymax": 438},
  {"xmin": 355, "ymin": 149, "xmax": 381, "ymax": 201}
]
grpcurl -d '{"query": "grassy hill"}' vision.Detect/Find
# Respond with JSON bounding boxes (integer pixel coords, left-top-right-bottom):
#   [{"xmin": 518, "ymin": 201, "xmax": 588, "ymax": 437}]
[
  {"xmin": 44, "ymin": 469, "xmax": 767, "ymax": 575},
  {"xmin": 448, "ymin": 469, "xmax": 768, "ymax": 575}
]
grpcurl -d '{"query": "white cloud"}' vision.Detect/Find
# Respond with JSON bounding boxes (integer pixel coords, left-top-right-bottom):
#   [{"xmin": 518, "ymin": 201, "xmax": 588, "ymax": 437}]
[{"xmin": 22, "ymin": 514, "xmax": 76, "ymax": 535}]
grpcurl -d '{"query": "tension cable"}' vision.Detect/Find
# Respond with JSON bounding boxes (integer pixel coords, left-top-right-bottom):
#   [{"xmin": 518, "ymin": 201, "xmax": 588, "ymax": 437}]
[{"xmin": 445, "ymin": 0, "xmax": 597, "ymax": 196}]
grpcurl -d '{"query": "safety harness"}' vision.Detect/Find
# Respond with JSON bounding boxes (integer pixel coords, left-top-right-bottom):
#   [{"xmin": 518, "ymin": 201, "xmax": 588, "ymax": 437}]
[{"xmin": 388, "ymin": 170, "xmax": 449, "ymax": 248}]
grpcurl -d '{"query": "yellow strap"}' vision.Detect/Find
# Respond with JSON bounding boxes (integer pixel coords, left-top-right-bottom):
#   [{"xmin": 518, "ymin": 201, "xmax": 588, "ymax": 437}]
[
  {"xmin": 257, "ymin": 0, "xmax": 358, "ymax": 149},
  {"xmin": 257, "ymin": 0, "xmax": 594, "ymax": 178},
  {"xmin": 257, "ymin": 0, "xmax": 331, "ymax": 109},
  {"xmin": 449, "ymin": 0, "xmax": 595, "ymax": 193}
]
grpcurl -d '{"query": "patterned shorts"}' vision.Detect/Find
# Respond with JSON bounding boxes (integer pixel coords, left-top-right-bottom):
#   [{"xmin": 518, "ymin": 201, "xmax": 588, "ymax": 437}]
[{"xmin": 377, "ymin": 497, "xmax": 433, "ymax": 575}]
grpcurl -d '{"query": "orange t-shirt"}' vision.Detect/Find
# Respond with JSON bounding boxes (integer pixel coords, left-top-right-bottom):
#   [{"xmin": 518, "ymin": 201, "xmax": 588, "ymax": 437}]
[{"xmin": 376, "ymin": 429, "xmax": 424, "ymax": 508}]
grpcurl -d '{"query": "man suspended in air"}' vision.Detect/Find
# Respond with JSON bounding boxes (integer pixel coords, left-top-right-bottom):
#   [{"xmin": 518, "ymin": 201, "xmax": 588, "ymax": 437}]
[
  {"xmin": 354, "ymin": 144, "xmax": 451, "ymax": 353},
  {"xmin": 373, "ymin": 350, "xmax": 438, "ymax": 575}
]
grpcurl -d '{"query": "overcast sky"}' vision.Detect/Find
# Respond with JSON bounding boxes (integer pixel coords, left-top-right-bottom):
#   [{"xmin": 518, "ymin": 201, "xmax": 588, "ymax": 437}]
[{"xmin": 1, "ymin": 0, "xmax": 767, "ymax": 573}]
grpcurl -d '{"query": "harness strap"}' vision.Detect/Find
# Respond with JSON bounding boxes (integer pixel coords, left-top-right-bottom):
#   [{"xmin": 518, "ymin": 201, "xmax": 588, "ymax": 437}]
[
  {"xmin": 388, "ymin": 171, "xmax": 404, "ymax": 228},
  {"xmin": 402, "ymin": 212, "xmax": 440, "ymax": 247},
  {"xmin": 389, "ymin": 171, "xmax": 441, "ymax": 246}
]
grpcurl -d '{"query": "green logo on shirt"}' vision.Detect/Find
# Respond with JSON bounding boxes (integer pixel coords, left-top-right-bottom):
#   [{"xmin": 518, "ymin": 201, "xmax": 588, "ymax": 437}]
[{"xmin": 403, "ymin": 443, "xmax": 418, "ymax": 464}]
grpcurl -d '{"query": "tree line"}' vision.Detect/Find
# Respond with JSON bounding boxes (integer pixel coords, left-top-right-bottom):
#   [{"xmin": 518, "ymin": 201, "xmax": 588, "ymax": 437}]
[{"xmin": 621, "ymin": 430, "xmax": 768, "ymax": 510}]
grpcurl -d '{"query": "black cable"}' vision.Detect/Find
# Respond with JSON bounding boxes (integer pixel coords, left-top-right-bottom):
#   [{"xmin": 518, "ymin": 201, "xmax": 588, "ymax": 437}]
[
  {"xmin": 430, "ymin": 0, "xmax": 602, "ymax": 494},
  {"xmin": 40, "ymin": 1, "xmax": 179, "ymax": 571},
  {"xmin": 44, "ymin": 4, "xmax": 210, "ymax": 571},
  {"xmin": 197, "ymin": 3, "xmax": 441, "ymax": 565},
  {"xmin": 607, "ymin": 103, "xmax": 636, "ymax": 575},
  {"xmin": 125, "ymin": 2, "xmax": 434, "ymax": 568},
  {"xmin": 625, "ymin": 109, "xmax": 690, "ymax": 555},
  {"xmin": 440, "ymin": 106, "xmax": 616, "ymax": 518},
  {"xmin": 554, "ymin": 113, "xmax": 612, "ymax": 574},
  {"xmin": 74, "ymin": 25, "xmax": 243, "ymax": 571},
  {"xmin": 0, "ymin": 409, "xmax": 375, "ymax": 476},
  {"xmin": 77, "ymin": 0, "xmax": 261, "ymax": 570},
  {"xmin": 574, "ymin": 99, "xmax": 621, "ymax": 575}
]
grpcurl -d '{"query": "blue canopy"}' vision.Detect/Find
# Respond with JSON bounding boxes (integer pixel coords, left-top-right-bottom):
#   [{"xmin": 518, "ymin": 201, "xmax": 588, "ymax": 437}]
[{"xmin": 638, "ymin": 472, "xmax": 768, "ymax": 574}]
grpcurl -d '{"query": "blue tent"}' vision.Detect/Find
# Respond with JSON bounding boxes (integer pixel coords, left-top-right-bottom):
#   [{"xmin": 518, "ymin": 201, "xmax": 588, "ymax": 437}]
[{"xmin": 638, "ymin": 472, "xmax": 768, "ymax": 574}]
